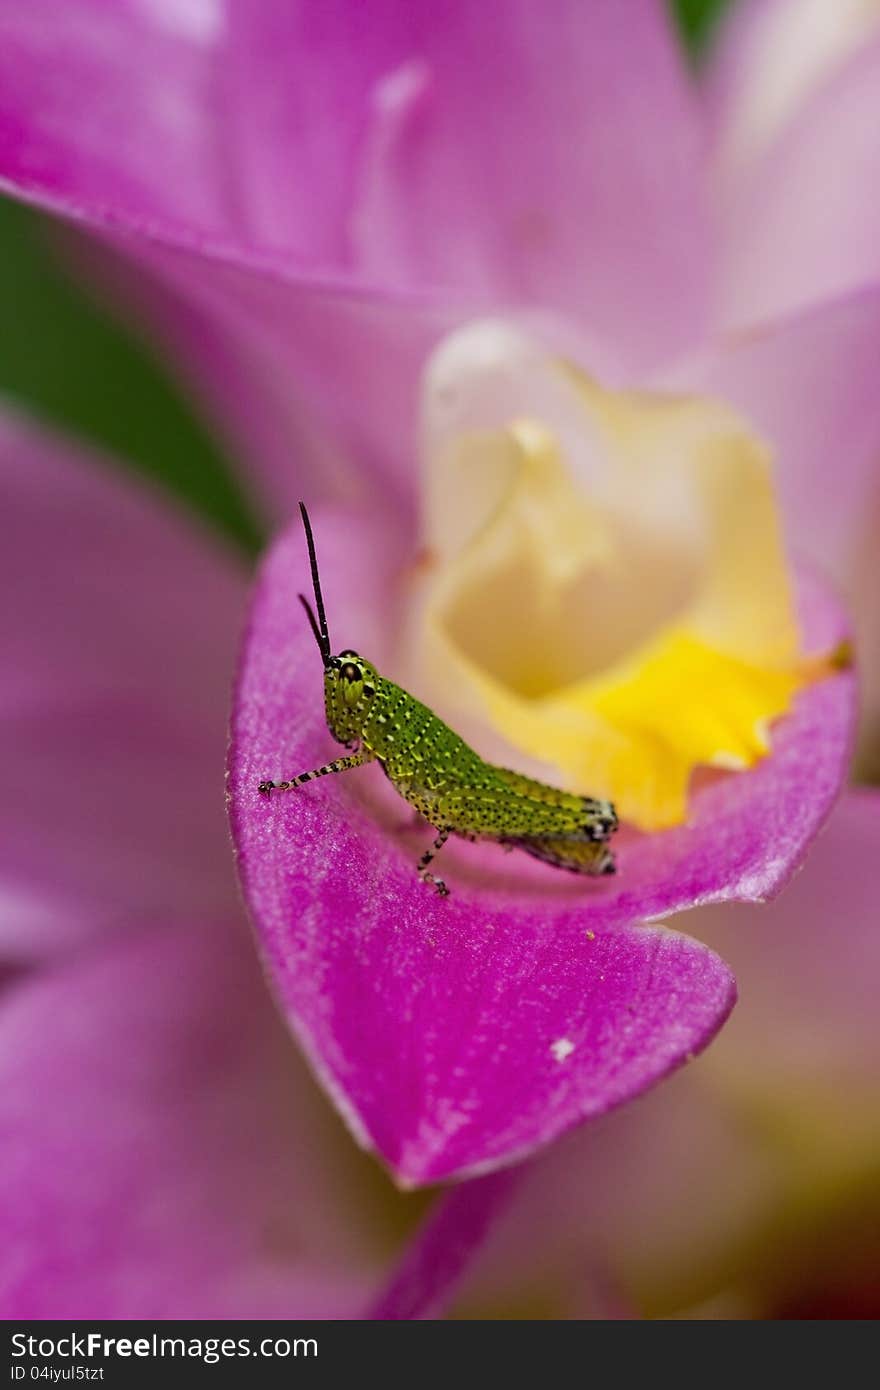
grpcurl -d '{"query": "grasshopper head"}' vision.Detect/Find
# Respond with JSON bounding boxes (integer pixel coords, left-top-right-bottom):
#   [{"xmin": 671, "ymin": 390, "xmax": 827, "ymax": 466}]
[
  {"xmin": 296, "ymin": 503, "xmax": 380, "ymax": 746},
  {"xmin": 324, "ymin": 650, "xmax": 379, "ymax": 746}
]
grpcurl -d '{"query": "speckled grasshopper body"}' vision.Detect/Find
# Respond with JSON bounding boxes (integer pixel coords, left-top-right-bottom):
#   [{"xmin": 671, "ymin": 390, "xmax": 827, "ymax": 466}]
[{"xmin": 258, "ymin": 505, "xmax": 618, "ymax": 896}]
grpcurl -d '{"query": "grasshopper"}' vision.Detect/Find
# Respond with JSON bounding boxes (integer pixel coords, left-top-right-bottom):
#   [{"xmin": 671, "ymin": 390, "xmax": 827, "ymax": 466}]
[{"xmin": 258, "ymin": 504, "xmax": 618, "ymax": 896}]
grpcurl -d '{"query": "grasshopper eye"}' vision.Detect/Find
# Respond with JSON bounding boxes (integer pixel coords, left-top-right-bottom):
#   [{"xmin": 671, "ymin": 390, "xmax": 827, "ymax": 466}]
[{"xmin": 340, "ymin": 662, "xmax": 360, "ymax": 683}]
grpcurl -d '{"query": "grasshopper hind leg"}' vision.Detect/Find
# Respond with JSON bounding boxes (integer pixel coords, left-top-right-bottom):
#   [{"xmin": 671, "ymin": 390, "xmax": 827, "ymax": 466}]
[{"xmin": 507, "ymin": 835, "xmax": 617, "ymax": 877}]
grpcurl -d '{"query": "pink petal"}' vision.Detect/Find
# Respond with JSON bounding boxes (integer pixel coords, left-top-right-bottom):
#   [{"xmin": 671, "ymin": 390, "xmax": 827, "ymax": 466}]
[
  {"xmin": 107, "ymin": 238, "xmax": 456, "ymax": 518},
  {"xmin": 0, "ymin": 1, "xmax": 708, "ymax": 367},
  {"xmin": 0, "ymin": 409, "xmax": 246, "ymax": 960},
  {"xmin": 703, "ymin": 0, "xmax": 864, "ymax": 167},
  {"xmin": 682, "ymin": 288, "xmax": 880, "ymax": 581},
  {"xmin": 224, "ymin": 0, "xmax": 710, "ymax": 368},
  {"xmin": 0, "ymin": 1, "xmax": 443, "ymax": 514},
  {"xmin": 708, "ymin": 13, "xmax": 880, "ymax": 326},
  {"xmin": 455, "ymin": 791, "xmax": 880, "ymax": 1318},
  {"xmin": 0, "ymin": 1, "xmax": 232, "ymax": 242},
  {"xmin": 228, "ymin": 507, "xmax": 754, "ymax": 1187},
  {"xmin": 0, "ymin": 2, "xmax": 711, "ymax": 514},
  {"xmin": 0, "ymin": 915, "xmax": 388, "ymax": 1318},
  {"xmin": 456, "ymin": 1062, "xmax": 784, "ymax": 1318},
  {"xmin": 692, "ymin": 789, "xmax": 880, "ymax": 1098},
  {"xmin": 677, "ymin": 289, "xmax": 880, "ymax": 749},
  {"xmin": 367, "ymin": 1169, "xmax": 523, "ymax": 1320}
]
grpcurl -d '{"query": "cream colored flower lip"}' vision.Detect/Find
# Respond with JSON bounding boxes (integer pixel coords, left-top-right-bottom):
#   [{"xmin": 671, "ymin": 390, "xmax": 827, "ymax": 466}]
[{"xmin": 406, "ymin": 322, "xmax": 841, "ymax": 832}]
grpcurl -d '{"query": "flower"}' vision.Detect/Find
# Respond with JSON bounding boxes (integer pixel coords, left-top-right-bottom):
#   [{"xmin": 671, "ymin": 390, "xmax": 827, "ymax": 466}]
[
  {"xmin": 0, "ymin": 410, "xmax": 545, "ymax": 1319},
  {"xmin": 408, "ymin": 323, "xmax": 846, "ymax": 830},
  {"xmin": 1, "ymin": 2, "xmax": 876, "ymax": 713},
  {"xmin": 2, "ymin": 3, "xmax": 878, "ymax": 581},
  {"xmin": 227, "ymin": 328, "xmax": 852, "ymax": 1183},
  {"xmin": 0, "ymin": 0, "xmax": 879, "ymax": 1315},
  {"xmin": 0, "ymin": 409, "xmax": 873, "ymax": 1313},
  {"xmin": 0, "ymin": 408, "xmax": 734, "ymax": 1315}
]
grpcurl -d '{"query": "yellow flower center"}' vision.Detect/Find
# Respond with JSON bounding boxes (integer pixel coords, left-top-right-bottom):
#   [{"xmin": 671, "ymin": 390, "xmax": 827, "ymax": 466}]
[{"xmin": 404, "ymin": 323, "xmax": 838, "ymax": 831}]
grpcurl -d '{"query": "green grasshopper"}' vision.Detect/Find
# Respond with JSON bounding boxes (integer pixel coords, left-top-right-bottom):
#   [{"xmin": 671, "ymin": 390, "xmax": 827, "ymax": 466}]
[{"xmin": 258, "ymin": 504, "xmax": 618, "ymax": 896}]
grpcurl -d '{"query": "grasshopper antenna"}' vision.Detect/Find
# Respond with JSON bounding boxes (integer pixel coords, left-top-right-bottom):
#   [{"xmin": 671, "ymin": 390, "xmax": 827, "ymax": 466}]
[{"xmin": 298, "ymin": 502, "xmax": 332, "ymax": 667}]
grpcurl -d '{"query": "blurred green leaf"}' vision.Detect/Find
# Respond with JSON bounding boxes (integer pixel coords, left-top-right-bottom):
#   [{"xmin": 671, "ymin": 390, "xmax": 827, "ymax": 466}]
[
  {"xmin": 0, "ymin": 195, "xmax": 262, "ymax": 553},
  {"xmin": 672, "ymin": 0, "xmax": 735, "ymax": 57}
]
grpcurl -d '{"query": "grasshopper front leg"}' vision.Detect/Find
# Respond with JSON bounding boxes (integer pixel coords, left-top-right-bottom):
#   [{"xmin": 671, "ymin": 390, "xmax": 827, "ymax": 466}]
[{"xmin": 258, "ymin": 750, "xmax": 375, "ymax": 795}]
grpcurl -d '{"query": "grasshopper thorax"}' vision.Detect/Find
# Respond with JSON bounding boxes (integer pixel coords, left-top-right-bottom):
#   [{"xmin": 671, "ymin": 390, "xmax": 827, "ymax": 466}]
[{"xmin": 323, "ymin": 650, "xmax": 379, "ymax": 746}]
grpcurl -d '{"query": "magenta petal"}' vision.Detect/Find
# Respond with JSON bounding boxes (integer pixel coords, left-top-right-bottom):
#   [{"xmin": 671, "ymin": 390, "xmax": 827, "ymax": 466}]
[
  {"xmin": 456, "ymin": 791, "xmax": 880, "ymax": 1318},
  {"xmin": 0, "ymin": 916, "xmax": 386, "ymax": 1319},
  {"xmin": 229, "ymin": 508, "xmax": 741, "ymax": 1186},
  {"xmin": 0, "ymin": 410, "xmax": 245, "ymax": 960},
  {"xmin": 367, "ymin": 1169, "xmax": 522, "ymax": 1320}
]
